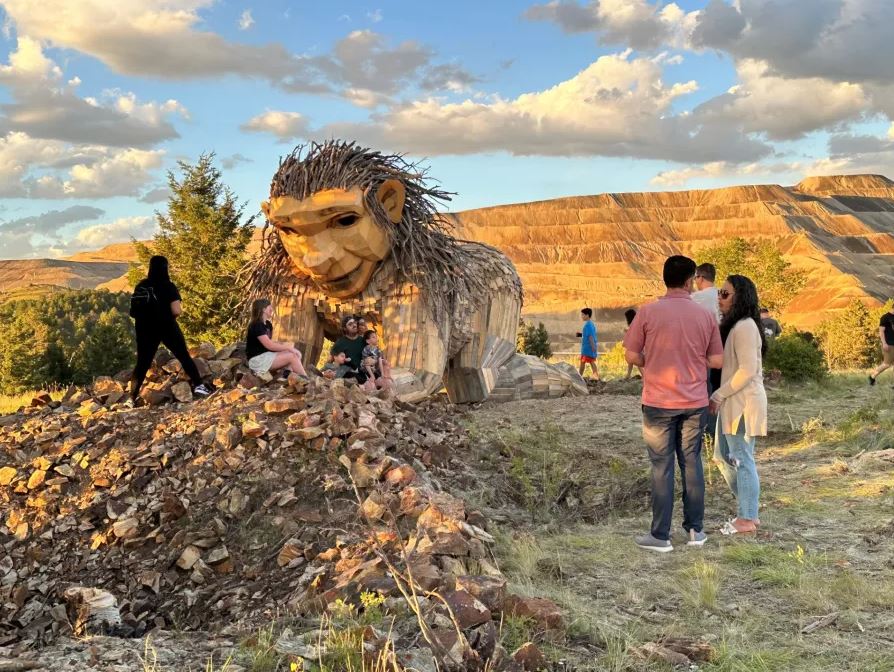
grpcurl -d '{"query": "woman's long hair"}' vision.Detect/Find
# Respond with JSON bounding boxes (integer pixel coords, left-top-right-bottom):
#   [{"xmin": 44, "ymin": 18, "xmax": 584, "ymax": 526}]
[
  {"xmin": 249, "ymin": 298, "xmax": 271, "ymax": 329},
  {"xmin": 147, "ymin": 255, "xmax": 170, "ymax": 284},
  {"xmin": 720, "ymin": 274, "xmax": 767, "ymax": 356}
]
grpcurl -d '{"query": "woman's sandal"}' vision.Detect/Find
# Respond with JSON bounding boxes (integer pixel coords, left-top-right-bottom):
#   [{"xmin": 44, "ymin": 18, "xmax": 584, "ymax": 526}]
[{"xmin": 720, "ymin": 519, "xmax": 758, "ymax": 535}]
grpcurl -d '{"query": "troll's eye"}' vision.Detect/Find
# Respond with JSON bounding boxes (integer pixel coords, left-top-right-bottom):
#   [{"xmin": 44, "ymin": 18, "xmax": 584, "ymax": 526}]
[{"xmin": 334, "ymin": 214, "xmax": 359, "ymax": 228}]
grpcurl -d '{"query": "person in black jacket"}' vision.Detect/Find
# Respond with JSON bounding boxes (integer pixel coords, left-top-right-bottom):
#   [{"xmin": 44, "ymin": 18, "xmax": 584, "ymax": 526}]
[{"xmin": 128, "ymin": 255, "xmax": 211, "ymax": 404}]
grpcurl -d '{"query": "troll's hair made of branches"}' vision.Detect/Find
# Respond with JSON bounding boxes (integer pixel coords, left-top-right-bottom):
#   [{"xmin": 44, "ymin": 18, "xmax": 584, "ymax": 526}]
[{"xmin": 244, "ymin": 140, "xmax": 515, "ymax": 327}]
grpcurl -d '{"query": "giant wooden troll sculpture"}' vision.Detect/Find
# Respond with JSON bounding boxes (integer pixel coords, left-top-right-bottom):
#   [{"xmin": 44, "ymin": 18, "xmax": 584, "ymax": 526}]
[{"xmin": 246, "ymin": 141, "xmax": 587, "ymax": 403}]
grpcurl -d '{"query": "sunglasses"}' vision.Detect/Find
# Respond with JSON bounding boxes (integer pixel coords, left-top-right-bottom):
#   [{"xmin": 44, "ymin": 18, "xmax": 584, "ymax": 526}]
[{"xmin": 718, "ymin": 290, "xmax": 733, "ymax": 299}]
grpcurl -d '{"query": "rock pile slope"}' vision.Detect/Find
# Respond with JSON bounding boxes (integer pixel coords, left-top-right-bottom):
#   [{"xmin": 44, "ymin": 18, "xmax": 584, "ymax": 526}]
[{"xmin": 0, "ymin": 348, "xmax": 561, "ymax": 670}]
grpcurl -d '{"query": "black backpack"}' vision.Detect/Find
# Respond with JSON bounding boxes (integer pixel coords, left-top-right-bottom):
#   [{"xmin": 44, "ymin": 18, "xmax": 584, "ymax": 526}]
[{"xmin": 129, "ymin": 284, "xmax": 159, "ymax": 320}]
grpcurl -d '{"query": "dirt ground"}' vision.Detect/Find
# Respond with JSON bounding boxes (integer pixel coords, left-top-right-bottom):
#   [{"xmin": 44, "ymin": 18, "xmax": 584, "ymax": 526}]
[{"xmin": 462, "ymin": 375, "xmax": 894, "ymax": 671}]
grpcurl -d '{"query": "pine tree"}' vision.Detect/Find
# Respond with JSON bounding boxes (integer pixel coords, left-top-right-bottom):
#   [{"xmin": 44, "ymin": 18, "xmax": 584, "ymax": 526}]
[
  {"xmin": 132, "ymin": 153, "xmax": 256, "ymax": 345},
  {"xmin": 72, "ymin": 310, "xmax": 135, "ymax": 383}
]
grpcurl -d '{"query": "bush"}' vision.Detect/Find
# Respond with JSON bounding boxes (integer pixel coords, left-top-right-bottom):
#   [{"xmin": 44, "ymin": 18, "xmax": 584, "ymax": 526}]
[
  {"xmin": 818, "ymin": 299, "xmax": 892, "ymax": 370},
  {"xmin": 517, "ymin": 320, "xmax": 553, "ymax": 359},
  {"xmin": 764, "ymin": 332, "xmax": 827, "ymax": 382}
]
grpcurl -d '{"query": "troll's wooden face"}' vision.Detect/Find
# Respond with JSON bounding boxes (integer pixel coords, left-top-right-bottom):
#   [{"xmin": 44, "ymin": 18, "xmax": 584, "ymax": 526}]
[{"xmin": 261, "ymin": 180, "xmax": 405, "ymax": 298}]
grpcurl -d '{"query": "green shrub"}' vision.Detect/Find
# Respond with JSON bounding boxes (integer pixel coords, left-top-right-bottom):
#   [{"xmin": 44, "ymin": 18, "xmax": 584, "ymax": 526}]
[
  {"xmin": 818, "ymin": 299, "xmax": 892, "ymax": 370},
  {"xmin": 517, "ymin": 320, "xmax": 553, "ymax": 359},
  {"xmin": 764, "ymin": 332, "xmax": 827, "ymax": 382}
]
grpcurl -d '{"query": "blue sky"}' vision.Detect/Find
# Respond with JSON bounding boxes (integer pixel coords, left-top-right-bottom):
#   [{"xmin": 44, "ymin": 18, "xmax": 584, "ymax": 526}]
[{"xmin": 1, "ymin": 0, "xmax": 893, "ymax": 258}]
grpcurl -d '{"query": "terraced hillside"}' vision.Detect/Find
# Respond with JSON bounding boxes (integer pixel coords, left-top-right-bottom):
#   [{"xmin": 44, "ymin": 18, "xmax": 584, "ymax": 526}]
[{"xmin": 448, "ymin": 174, "xmax": 894, "ymax": 350}]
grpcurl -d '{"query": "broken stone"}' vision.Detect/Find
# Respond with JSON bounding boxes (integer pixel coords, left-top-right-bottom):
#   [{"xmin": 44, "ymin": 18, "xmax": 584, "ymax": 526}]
[
  {"xmin": 264, "ymin": 398, "xmax": 303, "ymax": 414},
  {"xmin": 503, "ymin": 595, "xmax": 563, "ymax": 631},
  {"xmin": 442, "ymin": 590, "xmax": 492, "ymax": 629},
  {"xmin": 512, "ymin": 642, "xmax": 547, "ymax": 671},
  {"xmin": 172, "ymin": 381, "xmax": 193, "ymax": 403},
  {"xmin": 26, "ymin": 469, "xmax": 46, "ymax": 490},
  {"xmin": 456, "ymin": 575, "xmax": 507, "ymax": 612},
  {"xmin": 0, "ymin": 466, "xmax": 17, "ymax": 485},
  {"xmin": 111, "ymin": 518, "xmax": 139, "ymax": 539},
  {"xmin": 176, "ymin": 545, "xmax": 202, "ymax": 570}
]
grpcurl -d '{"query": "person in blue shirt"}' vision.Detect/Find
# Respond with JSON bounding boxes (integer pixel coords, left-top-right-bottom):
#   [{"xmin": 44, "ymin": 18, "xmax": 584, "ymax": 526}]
[{"xmin": 578, "ymin": 307, "xmax": 600, "ymax": 380}]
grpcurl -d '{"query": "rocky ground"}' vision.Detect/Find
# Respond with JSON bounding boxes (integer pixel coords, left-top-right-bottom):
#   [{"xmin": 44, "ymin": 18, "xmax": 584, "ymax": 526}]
[{"xmin": 0, "ymin": 346, "xmax": 566, "ymax": 671}]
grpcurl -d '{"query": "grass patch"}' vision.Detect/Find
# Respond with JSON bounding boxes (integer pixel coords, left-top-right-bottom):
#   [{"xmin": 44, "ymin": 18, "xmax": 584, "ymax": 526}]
[
  {"xmin": 722, "ymin": 543, "xmax": 826, "ymax": 589},
  {"xmin": 0, "ymin": 388, "xmax": 63, "ymax": 414},
  {"xmin": 677, "ymin": 559, "xmax": 722, "ymax": 611}
]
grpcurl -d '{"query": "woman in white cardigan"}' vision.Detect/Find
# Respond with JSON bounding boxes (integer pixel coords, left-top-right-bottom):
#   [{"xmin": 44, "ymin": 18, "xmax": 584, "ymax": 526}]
[{"xmin": 709, "ymin": 275, "xmax": 768, "ymax": 535}]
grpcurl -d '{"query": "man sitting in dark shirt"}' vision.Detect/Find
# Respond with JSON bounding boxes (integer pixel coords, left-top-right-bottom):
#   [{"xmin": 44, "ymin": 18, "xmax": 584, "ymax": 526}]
[{"xmin": 331, "ymin": 315, "xmax": 367, "ymax": 381}]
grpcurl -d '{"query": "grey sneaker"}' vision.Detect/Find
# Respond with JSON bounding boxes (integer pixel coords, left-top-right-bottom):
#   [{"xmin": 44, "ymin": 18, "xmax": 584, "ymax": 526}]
[
  {"xmin": 686, "ymin": 529, "xmax": 708, "ymax": 546},
  {"xmin": 634, "ymin": 533, "xmax": 673, "ymax": 553},
  {"xmin": 193, "ymin": 383, "xmax": 212, "ymax": 397}
]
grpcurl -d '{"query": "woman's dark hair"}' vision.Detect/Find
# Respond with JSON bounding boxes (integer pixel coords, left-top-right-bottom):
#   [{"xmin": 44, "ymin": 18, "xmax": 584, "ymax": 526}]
[
  {"xmin": 720, "ymin": 275, "xmax": 767, "ymax": 356},
  {"xmin": 147, "ymin": 255, "xmax": 170, "ymax": 284},
  {"xmin": 363, "ymin": 329, "xmax": 377, "ymax": 343},
  {"xmin": 624, "ymin": 308, "xmax": 637, "ymax": 326},
  {"xmin": 249, "ymin": 298, "xmax": 271, "ymax": 328}
]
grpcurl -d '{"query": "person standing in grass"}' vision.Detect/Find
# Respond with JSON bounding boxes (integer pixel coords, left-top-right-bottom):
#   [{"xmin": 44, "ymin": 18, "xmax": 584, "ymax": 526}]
[
  {"xmin": 624, "ymin": 256, "xmax": 723, "ymax": 552},
  {"xmin": 578, "ymin": 307, "xmax": 600, "ymax": 380},
  {"xmin": 711, "ymin": 275, "xmax": 768, "ymax": 536},
  {"xmin": 869, "ymin": 304, "xmax": 894, "ymax": 386}
]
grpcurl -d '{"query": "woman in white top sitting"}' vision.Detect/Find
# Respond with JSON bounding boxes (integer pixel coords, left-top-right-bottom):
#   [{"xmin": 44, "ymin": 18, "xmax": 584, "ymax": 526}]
[{"xmin": 710, "ymin": 274, "xmax": 768, "ymax": 535}]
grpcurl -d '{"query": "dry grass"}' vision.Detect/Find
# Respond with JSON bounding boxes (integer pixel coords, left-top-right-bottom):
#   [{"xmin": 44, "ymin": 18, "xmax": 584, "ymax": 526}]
[
  {"xmin": 471, "ymin": 372, "xmax": 894, "ymax": 671},
  {"xmin": 0, "ymin": 388, "xmax": 63, "ymax": 414}
]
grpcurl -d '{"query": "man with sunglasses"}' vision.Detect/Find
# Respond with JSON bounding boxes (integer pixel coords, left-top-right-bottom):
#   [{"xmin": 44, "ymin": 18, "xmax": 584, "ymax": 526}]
[{"xmin": 624, "ymin": 256, "xmax": 724, "ymax": 552}]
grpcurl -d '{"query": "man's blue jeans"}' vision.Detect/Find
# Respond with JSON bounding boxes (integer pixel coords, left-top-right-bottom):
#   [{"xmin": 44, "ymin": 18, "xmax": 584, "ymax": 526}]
[
  {"xmin": 642, "ymin": 405, "xmax": 707, "ymax": 541},
  {"xmin": 714, "ymin": 420, "xmax": 760, "ymax": 520}
]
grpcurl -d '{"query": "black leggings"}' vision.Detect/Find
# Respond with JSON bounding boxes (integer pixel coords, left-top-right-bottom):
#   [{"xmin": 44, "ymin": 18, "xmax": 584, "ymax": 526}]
[{"xmin": 131, "ymin": 321, "xmax": 202, "ymax": 398}]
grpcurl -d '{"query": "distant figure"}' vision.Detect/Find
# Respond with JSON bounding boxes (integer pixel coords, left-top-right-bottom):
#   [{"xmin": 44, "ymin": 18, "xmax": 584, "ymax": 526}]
[
  {"xmin": 759, "ymin": 308, "xmax": 782, "ymax": 340},
  {"xmin": 691, "ymin": 263, "xmax": 722, "ymax": 323},
  {"xmin": 869, "ymin": 304, "xmax": 894, "ymax": 385},
  {"xmin": 578, "ymin": 307, "xmax": 600, "ymax": 380},
  {"xmin": 623, "ymin": 309, "xmax": 642, "ymax": 380},
  {"xmin": 624, "ymin": 255, "xmax": 723, "ymax": 552},
  {"xmin": 128, "ymin": 255, "xmax": 212, "ymax": 404},
  {"xmin": 712, "ymin": 275, "xmax": 768, "ymax": 536},
  {"xmin": 692, "ymin": 262, "xmax": 722, "ymax": 434},
  {"xmin": 245, "ymin": 298, "xmax": 308, "ymax": 379}
]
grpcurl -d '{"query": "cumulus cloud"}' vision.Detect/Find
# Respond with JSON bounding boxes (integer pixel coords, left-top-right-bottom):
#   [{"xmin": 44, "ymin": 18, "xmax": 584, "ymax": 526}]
[
  {"xmin": 691, "ymin": 0, "xmax": 894, "ymax": 85},
  {"xmin": 692, "ymin": 59, "xmax": 868, "ymax": 140},
  {"xmin": 315, "ymin": 51, "xmax": 769, "ymax": 163},
  {"xmin": 0, "ymin": 2, "xmax": 473, "ymax": 98},
  {"xmin": 0, "ymin": 131, "xmax": 165, "ymax": 199},
  {"xmin": 650, "ymin": 160, "xmax": 796, "ymax": 187},
  {"xmin": 0, "ymin": 38, "xmax": 185, "ymax": 146},
  {"xmin": 139, "ymin": 186, "xmax": 171, "ymax": 203},
  {"xmin": 71, "ymin": 215, "xmax": 155, "ymax": 249},
  {"xmin": 525, "ymin": 0, "xmax": 697, "ymax": 50},
  {"xmin": 240, "ymin": 111, "xmax": 308, "ymax": 141}
]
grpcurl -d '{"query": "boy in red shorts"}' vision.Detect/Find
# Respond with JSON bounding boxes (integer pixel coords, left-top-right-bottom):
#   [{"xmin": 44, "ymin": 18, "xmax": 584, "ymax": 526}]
[{"xmin": 578, "ymin": 307, "xmax": 600, "ymax": 380}]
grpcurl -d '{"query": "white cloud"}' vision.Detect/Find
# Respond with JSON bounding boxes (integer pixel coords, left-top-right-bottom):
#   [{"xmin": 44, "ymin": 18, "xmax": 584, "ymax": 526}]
[
  {"xmin": 316, "ymin": 51, "xmax": 769, "ymax": 163},
  {"xmin": 367, "ymin": 9, "xmax": 383, "ymax": 23},
  {"xmin": 650, "ymin": 160, "xmax": 796, "ymax": 187},
  {"xmin": 240, "ymin": 111, "xmax": 308, "ymax": 141},
  {"xmin": 692, "ymin": 59, "xmax": 868, "ymax": 140},
  {"xmin": 691, "ymin": 0, "xmax": 894, "ymax": 85},
  {"xmin": 72, "ymin": 216, "xmax": 155, "ymax": 249},
  {"xmin": 0, "ymin": 38, "xmax": 185, "ymax": 146},
  {"xmin": 238, "ymin": 9, "xmax": 254, "ymax": 31},
  {"xmin": 525, "ymin": 0, "xmax": 698, "ymax": 50},
  {"xmin": 60, "ymin": 149, "xmax": 166, "ymax": 198}
]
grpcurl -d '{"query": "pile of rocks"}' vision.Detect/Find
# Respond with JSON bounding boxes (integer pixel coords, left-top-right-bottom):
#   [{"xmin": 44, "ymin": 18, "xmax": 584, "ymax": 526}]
[{"xmin": 0, "ymin": 353, "xmax": 563, "ymax": 670}]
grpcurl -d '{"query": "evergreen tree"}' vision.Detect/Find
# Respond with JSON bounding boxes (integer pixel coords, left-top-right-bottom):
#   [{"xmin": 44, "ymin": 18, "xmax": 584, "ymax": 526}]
[
  {"xmin": 817, "ymin": 299, "xmax": 892, "ymax": 369},
  {"xmin": 520, "ymin": 321, "xmax": 553, "ymax": 359},
  {"xmin": 132, "ymin": 153, "xmax": 256, "ymax": 345},
  {"xmin": 72, "ymin": 309, "xmax": 135, "ymax": 383}
]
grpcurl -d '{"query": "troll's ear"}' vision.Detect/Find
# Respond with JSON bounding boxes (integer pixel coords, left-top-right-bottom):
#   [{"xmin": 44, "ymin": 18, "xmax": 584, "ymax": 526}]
[
  {"xmin": 375, "ymin": 179, "xmax": 405, "ymax": 223},
  {"xmin": 260, "ymin": 200, "xmax": 271, "ymax": 218}
]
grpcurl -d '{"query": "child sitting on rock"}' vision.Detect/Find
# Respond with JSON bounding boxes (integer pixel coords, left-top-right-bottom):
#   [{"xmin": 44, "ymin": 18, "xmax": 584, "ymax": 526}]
[
  {"xmin": 322, "ymin": 348, "xmax": 353, "ymax": 380},
  {"xmin": 361, "ymin": 330, "xmax": 384, "ymax": 381}
]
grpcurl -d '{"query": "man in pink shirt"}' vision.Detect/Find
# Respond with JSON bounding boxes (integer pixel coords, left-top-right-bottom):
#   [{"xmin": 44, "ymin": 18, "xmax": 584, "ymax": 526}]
[{"xmin": 624, "ymin": 256, "xmax": 724, "ymax": 552}]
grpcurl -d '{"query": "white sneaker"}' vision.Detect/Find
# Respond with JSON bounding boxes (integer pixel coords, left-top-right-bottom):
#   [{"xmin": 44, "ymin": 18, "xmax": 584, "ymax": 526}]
[{"xmin": 193, "ymin": 384, "xmax": 212, "ymax": 397}]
